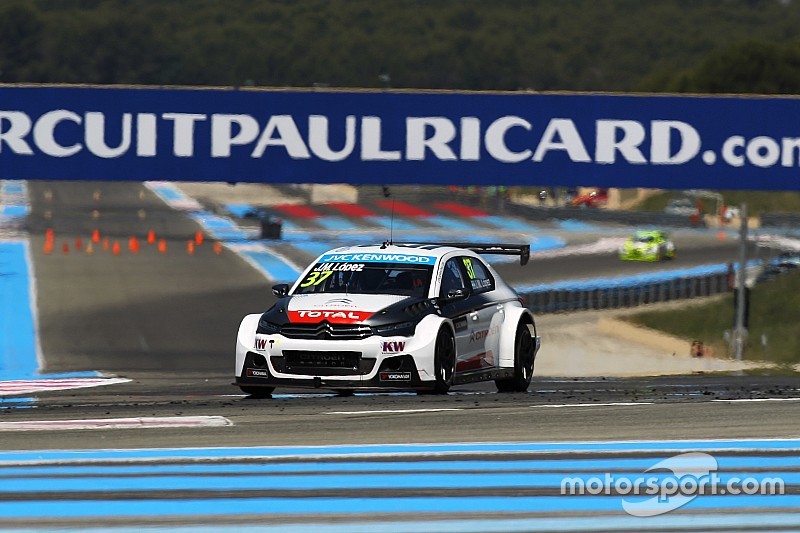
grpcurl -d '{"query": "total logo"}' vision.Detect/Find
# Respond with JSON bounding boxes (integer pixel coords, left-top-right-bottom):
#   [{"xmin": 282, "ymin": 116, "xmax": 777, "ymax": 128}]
[{"xmin": 289, "ymin": 310, "xmax": 371, "ymax": 324}]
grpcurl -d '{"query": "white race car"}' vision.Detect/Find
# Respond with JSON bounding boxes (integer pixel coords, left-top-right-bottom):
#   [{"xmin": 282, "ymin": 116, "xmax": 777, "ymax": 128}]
[{"xmin": 235, "ymin": 242, "xmax": 540, "ymax": 396}]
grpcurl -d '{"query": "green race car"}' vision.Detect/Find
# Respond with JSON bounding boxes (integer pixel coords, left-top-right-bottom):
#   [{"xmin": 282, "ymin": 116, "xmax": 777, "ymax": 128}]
[{"xmin": 619, "ymin": 230, "xmax": 676, "ymax": 261}]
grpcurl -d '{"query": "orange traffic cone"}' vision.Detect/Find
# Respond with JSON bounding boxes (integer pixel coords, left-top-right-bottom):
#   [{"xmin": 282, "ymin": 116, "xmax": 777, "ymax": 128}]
[
  {"xmin": 128, "ymin": 236, "xmax": 140, "ymax": 253},
  {"xmin": 194, "ymin": 231, "xmax": 204, "ymax": 246},
  {"xmin": 717, "ymin": 231, "xmax": 726, "ymax": 241},
  {"xmin": 157, "ymin": 239, "xmax": 167, "ymax": 254},
  {"xmin": 187, "ymin": 240, "xmax": 195, "ymax": 255},
  {"xmin": 75, "ymin": 236, "xmax": 83, "ymax": 252},
  {"xmin": 92, "ymin": 229, "xmax": 100, "ymax": 244},
  {"xmin": 45, "ymin": 228, "xmax": 54, "ymax": 243},
  {"xmin": 147, "ymin": 229, "xmax": 156, "ymax": 245},
  {"xmin": 102, "ymin": 237, "xmax": 110, "ymax": 250},
  {"xmin": 213, "ymin": 241, "xmax": 223, "ymax": 255},
  {"xmin": 86, "ymin": 242, "xmax": 94, "ymax": 255},
  {"xmin": 43, "ymin": 241, "xmax": 53, "ymax": 255},
  {"xmin": 112, "ymin": 241, "xmax": 121, "ymax": 255},
  {"xmin": 62, "ymin": 242, "xmax": 69, "ymax": 255}
]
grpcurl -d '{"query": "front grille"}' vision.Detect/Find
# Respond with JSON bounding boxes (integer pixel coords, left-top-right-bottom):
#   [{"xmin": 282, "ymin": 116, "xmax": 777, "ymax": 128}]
[
  {"xmin": 281, "ymin": 321, "xmax": 373, "ymax": 340},
  {"xmin": 283, "ymin": 350, "xmax": 361, "ymax": 376}
]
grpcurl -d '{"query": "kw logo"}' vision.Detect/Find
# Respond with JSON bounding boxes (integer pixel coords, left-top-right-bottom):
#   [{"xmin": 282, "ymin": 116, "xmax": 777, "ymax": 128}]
[
  {"xmin": 381, "ymin": 341, "xmax": 406, "ymax": 353},
  {"xmin": 254, "ymin": 337, "xmax": 274, "ymax": 350}
]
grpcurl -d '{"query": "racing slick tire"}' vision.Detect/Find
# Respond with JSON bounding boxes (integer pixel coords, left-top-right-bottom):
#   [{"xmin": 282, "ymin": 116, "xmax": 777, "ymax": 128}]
[
  {"xmin": 495, "ymin": 321, "xmax": 536, "ymax": 393},
  {"xmin": 431, "ymin": 327, "xmax": 456, "ymax": 394},
  {"xmin": 239, "ymin": 385, "xmax": 275, "ymax": 398}
]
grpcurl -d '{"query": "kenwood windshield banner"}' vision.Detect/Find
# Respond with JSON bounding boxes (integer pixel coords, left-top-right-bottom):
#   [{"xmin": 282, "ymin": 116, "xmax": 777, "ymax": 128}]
[{"xmin": 1, "ymin": 85, "xmax": 799, "ymax": 190}]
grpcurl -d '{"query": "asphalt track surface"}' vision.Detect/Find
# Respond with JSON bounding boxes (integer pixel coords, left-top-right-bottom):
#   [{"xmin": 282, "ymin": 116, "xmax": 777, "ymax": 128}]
[{"xmin": 3, "ymin": 181, "xmax": 799, "ymax": 529}]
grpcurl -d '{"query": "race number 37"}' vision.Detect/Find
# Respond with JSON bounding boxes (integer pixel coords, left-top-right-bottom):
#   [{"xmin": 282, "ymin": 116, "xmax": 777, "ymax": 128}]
[{"xmin": 300, "ymin": 270, "xmax": 333, "ymax": 287}]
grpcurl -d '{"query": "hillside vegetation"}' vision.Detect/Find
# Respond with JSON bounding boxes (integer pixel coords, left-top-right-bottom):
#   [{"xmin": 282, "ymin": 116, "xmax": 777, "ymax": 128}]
[
  {"xmin": 624, "ymin": 271, "xmax": 800, "ymax": 366},
  {"xmin": 4, "ymin": 1, "xmax": 800, "ymax": 93}
]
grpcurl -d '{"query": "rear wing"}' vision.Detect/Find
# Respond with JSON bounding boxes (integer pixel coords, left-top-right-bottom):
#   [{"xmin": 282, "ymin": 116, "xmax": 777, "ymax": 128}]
[{"xmin": 395, "ymin": 242, "xmax": 530, "ymax": 266}]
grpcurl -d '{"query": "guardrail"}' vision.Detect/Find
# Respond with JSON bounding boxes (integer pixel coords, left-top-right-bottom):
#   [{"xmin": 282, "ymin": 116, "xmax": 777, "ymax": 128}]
[
  {"xmin": 521, "ymin": 272, "xmax": 730, "ymax": 314},
  {"xmin": 516, "ymin": 261, "xmax": 766, "ymax": 314},
  {"xmin": 761, "ymin": 212, "xmax": 800, "ymax": 227}
]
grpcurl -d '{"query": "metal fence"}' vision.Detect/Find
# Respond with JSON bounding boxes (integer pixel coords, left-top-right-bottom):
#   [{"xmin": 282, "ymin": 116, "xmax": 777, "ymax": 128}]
[
  {"xmin": 761, "ymin": 213, "xmax": 800, "ymax": 227},
  {"xmin": 522, "ymin": 272, "xmax": 730, "ymax": 314}
]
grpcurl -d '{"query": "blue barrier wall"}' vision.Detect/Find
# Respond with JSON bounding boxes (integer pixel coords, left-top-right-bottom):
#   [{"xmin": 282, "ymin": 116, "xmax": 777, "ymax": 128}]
[{"xmin": 2, "ymin": 85, "xmax": 800, "ymax": 190}]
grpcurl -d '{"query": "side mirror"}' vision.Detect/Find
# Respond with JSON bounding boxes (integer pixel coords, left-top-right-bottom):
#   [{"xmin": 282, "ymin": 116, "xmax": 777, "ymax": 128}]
[
  {"xmin": 445, "ymin": 288, "xmax": 468, "ymax": 300},
  {"xmin": 272, "ymin": 283, "xmax": 289, "ymax": 297}
]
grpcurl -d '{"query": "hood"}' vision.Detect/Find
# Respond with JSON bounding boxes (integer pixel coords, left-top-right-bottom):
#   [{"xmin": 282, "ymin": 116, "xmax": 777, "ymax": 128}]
[
  {"xmin": 286, "ymin": 293, "xmax": 408, "ymax": 324},
  {"xmin": 626, "ymin": 240, "xmax": 655, "ymax": 249}
]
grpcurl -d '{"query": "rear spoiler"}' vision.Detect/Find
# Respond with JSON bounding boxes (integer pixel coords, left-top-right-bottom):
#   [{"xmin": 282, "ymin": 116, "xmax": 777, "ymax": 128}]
[{"xmin": 395, "ymin": 242, "xmax": 531, "ymax": 266}]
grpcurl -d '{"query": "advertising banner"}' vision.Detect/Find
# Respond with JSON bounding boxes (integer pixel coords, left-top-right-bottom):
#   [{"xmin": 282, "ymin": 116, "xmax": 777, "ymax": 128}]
[{"xmin": 1, "ymin": 85, "xmax": 799, "ymax": 190}]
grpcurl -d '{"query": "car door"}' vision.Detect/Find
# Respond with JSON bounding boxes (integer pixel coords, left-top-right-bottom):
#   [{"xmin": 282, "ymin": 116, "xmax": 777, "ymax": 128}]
[
  {"xmin": 438, "ymin": 256, "xmax": 478, "ymax": 369},
  {"xmin": 460, "ymin": 256, "xmax": 502, "ymax": 368}
]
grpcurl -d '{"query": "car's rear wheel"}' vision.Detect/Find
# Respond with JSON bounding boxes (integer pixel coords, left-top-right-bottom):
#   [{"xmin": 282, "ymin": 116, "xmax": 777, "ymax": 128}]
[
  {"xmin": 239, "ymin": 385, "xmax": 275, "ymax": 398},
  {"xmin": 432, "ymin": 327, "xmax": 456, "ymax": 394},
  {"xmin": 496, "ymin": 322, "xmax": 536, "ymax": 393}
]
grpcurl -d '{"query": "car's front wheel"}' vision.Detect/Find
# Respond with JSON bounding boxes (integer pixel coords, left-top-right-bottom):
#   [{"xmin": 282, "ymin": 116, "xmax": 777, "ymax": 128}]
[
  {"xmin": 432, "ymin": 327, "xmax": 456, "ymax": 394},
  {"xmin": 239, "ymin": 385, "xmax": 275, "ymax": 398},
  {"xmin": 496, "ymin": 322, "xmax": 536, "ymax": 393}
]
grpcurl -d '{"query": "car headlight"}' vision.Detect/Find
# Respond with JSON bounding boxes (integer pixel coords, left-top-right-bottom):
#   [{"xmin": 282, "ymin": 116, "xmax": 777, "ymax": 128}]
[
  {"xmin": 374, "ymin": 321, "xmax": 415, "ymax": 336},
  {"xmin": 257, "ymin": 316, "xmax": 282, "ymax": 334}
]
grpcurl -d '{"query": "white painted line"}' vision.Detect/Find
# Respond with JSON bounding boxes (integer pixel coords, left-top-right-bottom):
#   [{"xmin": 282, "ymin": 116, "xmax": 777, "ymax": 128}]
[
  {"xmin": 0, "ymin": 416, "xmax": 232, "ymax": 431},
  {"xmin": 712, "ymin": 397, "xmax": 800, "ymax": 403},
  {"xmin": 326, "ymin": 408, "xmax": 464, "ymax": 415},
  {"xmin": 0, "ymin": 377, "xmax": 131, "ymax": 396},
  {"xmin": 530, "ymin": 402, "xmax": 654, "ymax": 408}
]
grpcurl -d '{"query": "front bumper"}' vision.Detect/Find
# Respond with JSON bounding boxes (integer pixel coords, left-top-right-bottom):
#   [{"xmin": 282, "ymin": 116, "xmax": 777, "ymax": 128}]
[
  {"xmin": 620, "ymin": 247, "xmax": 658, "ymax": 261},
  {"xmin": 234, "ymin": 315, "xmax": 443, "ymax": 391},
  {"xmin": 235, "ymin": 352, "xmax": 430, "ymax": 390}
]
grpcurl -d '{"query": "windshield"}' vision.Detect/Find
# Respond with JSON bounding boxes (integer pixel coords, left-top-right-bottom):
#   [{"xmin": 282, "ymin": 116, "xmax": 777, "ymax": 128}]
[{"xmin": 294, "ymin": 262, "xmax": 433, "ymax": 297}]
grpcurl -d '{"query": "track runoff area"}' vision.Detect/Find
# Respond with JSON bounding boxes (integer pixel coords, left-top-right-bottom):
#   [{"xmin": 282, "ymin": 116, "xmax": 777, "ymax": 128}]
[
  {"xmin": 2, "ymin": 87, "xmax": 800, "ymax": 529},
  {"xmin": 0, "ymin": 179, "xmax": 798, "ymax": 530}
]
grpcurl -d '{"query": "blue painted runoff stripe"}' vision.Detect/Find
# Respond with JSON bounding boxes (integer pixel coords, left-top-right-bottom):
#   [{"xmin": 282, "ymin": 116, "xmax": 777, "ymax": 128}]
[
  {"xmin": 2, "ymin": 470, "xmax": 797, "ymax": 493},
  {"xmin": 484, "ymin": 215, "xmax": 542, "ymax": 233},
  {"xmin": 188, "ymin": 211, "xmax": 255, "ymax": 241},
  {"xmin": 366, "ymin": 216, "xmax": 419, "ymax": 230},
  {"xmin": 558, "ymin": 219, "xmax": 599, "ymax": 232},
  {"xmin": 1, "ymin": 440, "xmax": 798, "ymax": 523},
  {"xmin": 2, "ymin": 454, "xmax": 797, "ymax": 477},
  {"xmin": 0, "ymin": 494, "xmax": 798, "ymax": 519},
  {"xmin": 234, "ymin": 248, "xmax": 301, "ymax": 283},
  {"xmin": 1, "ymin": 205, "xmax": 28, "ymax": 218},
  {"xmin": 4, "ymin": 514, "xmax": 800, "ymax": 533},
  {"xmin": 3, "ymin": 438, "xmax": 800, "ymax": 463},
  {"xmin": 224, "ymin": 203, "xmax": 260, "ymax": 218},
  {"xmin": 315, "ymin": 217, "xmax": 358, "ymax": 231},
  {"xmin": 147, "ymin": 182, "xmax": 184, "ymax": 202},
  {"xmin": 428, "ymin": 215, "xmax": 478, "ymax": 231},
  {"xmin": 0, "ymin": 241, "xmax": 39, "ymax": 380},
  {"xmin": 5, "ymin": 514, "xmax": 800, "ymax": 533},
  {"xmin": 1, "ymin": 180, "xmax": 30, "ymax": 220}
]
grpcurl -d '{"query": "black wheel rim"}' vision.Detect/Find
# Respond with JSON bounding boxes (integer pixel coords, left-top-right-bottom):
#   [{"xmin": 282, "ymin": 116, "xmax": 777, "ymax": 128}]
[
  {"xmin": 437, "ymin": 331, "xmax": 455, "ymax": 383},
  {"xmin": 517, "ymin": 329, "xmax": 534, "ymax": 380}
]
